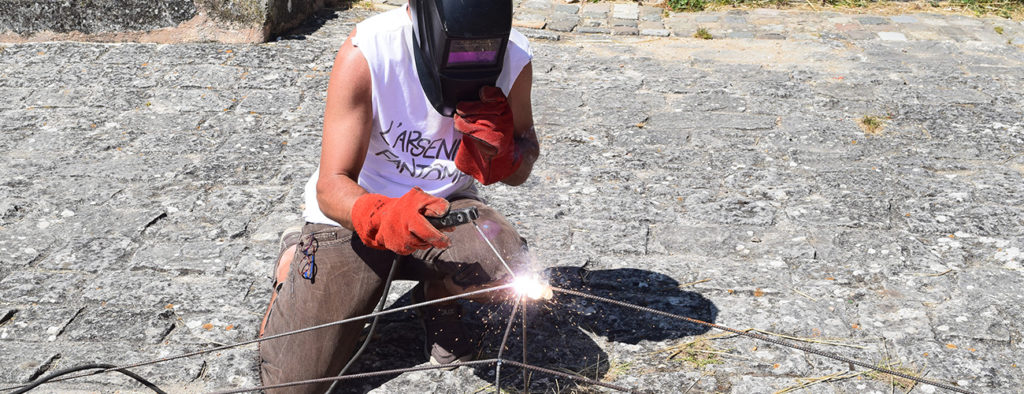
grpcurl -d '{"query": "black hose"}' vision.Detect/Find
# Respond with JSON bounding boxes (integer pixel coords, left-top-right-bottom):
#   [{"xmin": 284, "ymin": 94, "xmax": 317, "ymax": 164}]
[
  {"xmin": 11, "ymin": 363, "xmax": 167, "ymax": 394},
  {"xmin": 326, "ymin": 254, "xmax": 400, "ymax": 393}
]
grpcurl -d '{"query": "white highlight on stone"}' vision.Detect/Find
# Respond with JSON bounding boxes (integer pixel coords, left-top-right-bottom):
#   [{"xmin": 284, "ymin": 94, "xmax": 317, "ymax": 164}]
[
  {"xmin": 878, "ymin": 32, "xmax": 908, "ymax": 41},
  {"xmin": 612, "ymin": 3, "xmax": 639, "ymax": 20}
]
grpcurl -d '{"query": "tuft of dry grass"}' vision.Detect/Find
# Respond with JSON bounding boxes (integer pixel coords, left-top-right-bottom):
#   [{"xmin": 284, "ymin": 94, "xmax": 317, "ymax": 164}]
[
  {"xmin": 659, "ymin": 334, "xmax": 731, "ymax": 368},
  {"xmin": 865, "ymin": 356, "xmax": 928, "ymax": 391},
  {"xmin": 694, "ymin": 27, "xmax": 713, "ymax": 40},
  {"xmin": 774, "ymin": 370, "xmax": 870, "ymax": 394},
  {"xmin": 859, "ymin": 115, "xmax": 885, "ymax": 135}
]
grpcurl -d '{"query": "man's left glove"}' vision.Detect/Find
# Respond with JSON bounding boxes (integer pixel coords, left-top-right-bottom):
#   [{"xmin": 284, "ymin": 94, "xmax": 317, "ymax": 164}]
[
  {"xmin": 351, "ymin": 187, "xmax": 451, "ymax": 255},
  {"xmin": 454, "ymin": 86, "xmax": 522, "ymax": 185}
]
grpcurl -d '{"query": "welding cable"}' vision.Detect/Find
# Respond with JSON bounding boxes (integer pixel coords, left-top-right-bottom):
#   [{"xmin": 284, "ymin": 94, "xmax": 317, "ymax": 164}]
[
  {"xmin": 551, "ymin": 287, "xmax": 976, "ymax": 394},
  {"xmin": 10, "ymin": 363, "xmax": 166, "ymax": 394},
  {"xmin": 0, "ymin": 284, "xmax": 514, "ymax": 393},
  {"xmin": 326, "ymin": 254, "xmax": 402, "ymax": 392}
]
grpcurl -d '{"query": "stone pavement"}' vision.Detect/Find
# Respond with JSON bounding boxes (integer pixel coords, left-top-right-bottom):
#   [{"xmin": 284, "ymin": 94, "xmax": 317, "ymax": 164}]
[
  {"xmin": 378, "ymin": 0, "xmax": 1024, "ymax": 44},
  {"xmin": 2, "ymin": 2, "xmax": 1023, "ymax": 394}
]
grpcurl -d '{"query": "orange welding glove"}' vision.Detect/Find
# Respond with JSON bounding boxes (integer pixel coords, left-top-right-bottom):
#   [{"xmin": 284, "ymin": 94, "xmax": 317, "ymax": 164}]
[
  {"xmin": 351, "ymin": 187, "xmax": 451, "ymax": 255},
  {"xmin": 454, "ymin": 86, "xmax": 522, "ymax": 185}
]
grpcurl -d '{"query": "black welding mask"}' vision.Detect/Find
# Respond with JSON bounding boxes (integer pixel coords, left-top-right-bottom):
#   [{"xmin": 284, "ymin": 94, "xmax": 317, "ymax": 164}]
[{"xmin": 409, "ymin": 0, "xmax": 513, "ymax": 117}]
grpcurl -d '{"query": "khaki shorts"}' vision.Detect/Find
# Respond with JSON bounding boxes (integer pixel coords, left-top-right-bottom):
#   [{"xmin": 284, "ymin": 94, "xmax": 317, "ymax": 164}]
[{"xmin": 258, "ymin": 198, "xmax": 527, "ymax": 393}]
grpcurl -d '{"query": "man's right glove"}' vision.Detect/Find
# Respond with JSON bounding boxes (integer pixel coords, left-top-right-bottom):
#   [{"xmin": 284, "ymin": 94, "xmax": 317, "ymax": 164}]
[
  {"xmin": 454, "ymin": 86, "xmax": 523, "ymax": 185},
  {"xmin": 351, "ymin": 187, "xmax": 451, "ymax": 255}
]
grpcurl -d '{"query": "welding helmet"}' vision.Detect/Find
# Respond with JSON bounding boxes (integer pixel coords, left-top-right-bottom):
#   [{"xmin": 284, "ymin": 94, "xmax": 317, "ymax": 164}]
[{"xmin": 409, "ymin": 0, "xmax": 513, "ymax": 117}]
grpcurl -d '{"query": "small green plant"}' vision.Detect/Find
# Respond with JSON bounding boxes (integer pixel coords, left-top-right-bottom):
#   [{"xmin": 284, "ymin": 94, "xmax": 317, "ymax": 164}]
[
  {"xmin": 694, "ymin": 27, "xmax": 713, "ymax": 40},
  {"xmin": 859, "ymin": 115, "xmax": 884, "ymax": 135},
  {"xmin": 995, "ymin": 26, "xmax": 1005, "ymax": 34},
  {"xmin": 669, "ymin": 0, "xmax": 708, "ymax": 12}
]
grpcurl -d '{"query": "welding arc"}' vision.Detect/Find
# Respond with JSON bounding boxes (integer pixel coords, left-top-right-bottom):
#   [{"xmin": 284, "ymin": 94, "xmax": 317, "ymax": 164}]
[
  {"xmin": 0, "ymin": 284, "xmax": 514, "ymax": 392},
  {"xmin": 552, "ymin": 287, "xmax": 975, "ymax": 394}
]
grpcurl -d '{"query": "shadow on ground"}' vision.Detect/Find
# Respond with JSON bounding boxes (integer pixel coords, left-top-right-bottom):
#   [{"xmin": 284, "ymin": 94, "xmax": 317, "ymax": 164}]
[
  {"xmin": 273, "ymin": 2, "xmax": 350, "ymax": 41},
  {"xmin": 331, "ymin": 267, "xmax": 718, "ymax": 393}
]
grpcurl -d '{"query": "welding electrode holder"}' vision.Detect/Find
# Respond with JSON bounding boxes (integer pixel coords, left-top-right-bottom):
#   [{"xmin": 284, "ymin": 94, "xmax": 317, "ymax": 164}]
[{"xmin": 426, "ymin": 206, "xmax": 479, "ymax": 229}]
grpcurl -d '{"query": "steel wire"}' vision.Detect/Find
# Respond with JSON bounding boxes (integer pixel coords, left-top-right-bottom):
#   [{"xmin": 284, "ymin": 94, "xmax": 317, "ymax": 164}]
[
  {"xmin": 521, "ymin": 304, "xmax": 529, "ymax": 393},
  {"xmin": 209, "ymin": 359, "xmax": 500, "ymax": 394},
  {"xmin": 472, "ymin": 221, "xmax": 516, "ymax": 276},
  {"xmin": 0, "ymin": 284, "xmax": 514, "ymax": 392},
  {"xmin": 494, "ymin": 298, "xmax": 522, "ymax": 393},
  {"xmin": 497, "ymin": 360, "xmax": 639, "ymax": 393},
  {"xmin": 206, "ymin": 356, "xmax": 640, "ymax": 394},
  {"xmin": 551, "ymin": 287, "xmax": 975, "ymax": 394},
  {"xmin": 328, "ymin": 254, "xmax": 402, "ymax": 393}
]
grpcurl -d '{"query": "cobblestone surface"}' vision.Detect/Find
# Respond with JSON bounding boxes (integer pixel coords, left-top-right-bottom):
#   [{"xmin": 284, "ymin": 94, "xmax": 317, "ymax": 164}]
[{"xmin": 2, "ymin": 2, "xmax": 1024, "ymax": 393}]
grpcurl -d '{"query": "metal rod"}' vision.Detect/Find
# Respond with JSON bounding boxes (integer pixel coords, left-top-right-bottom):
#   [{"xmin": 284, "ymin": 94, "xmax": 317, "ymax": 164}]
[
  {"xmin": 209, "ymin": 359, "xmax": 500, "ymax": 394},
  {"xmin": 1, "ymin": 284, "xmax": 514, "ymax": 392},
  {"xmin": 550, "ymin": 287, "xmax": 976, "ymax": 394},
  {"xmin": 495, "ymin": 298, "xmax": 522, "ymax": 394},
  {"xmin": 497, "ymin": 360, "xmax": 638, "ymax": 393},
  {"xmin": 472, "ymin": 221, "xmax": 516, "ymax": 276},
  {"xmin": 521, "ymin": 303, "xmax": 529, "ymax": 394}
]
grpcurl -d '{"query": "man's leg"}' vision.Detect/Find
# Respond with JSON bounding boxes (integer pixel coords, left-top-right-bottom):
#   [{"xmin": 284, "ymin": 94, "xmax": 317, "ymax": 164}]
[
  {"xmin": 259, "ymin": 223, "xmax": 394, "ymax": 394},
  {"xmin": 407, "ymin": 198, "xmax": 530, "ymax": 362}
]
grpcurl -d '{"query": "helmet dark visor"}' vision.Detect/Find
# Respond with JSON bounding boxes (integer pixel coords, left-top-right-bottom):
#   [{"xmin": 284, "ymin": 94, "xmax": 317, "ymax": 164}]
[{"xmin": 410, "ymin": 0, "xmax": 513, "ymax": 116}]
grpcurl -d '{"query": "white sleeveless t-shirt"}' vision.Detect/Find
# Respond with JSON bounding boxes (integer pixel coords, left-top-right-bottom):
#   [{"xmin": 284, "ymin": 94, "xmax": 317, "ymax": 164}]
[{"xmin": 302, "ymin": 7, "xmax": 533, "ymax": 226}]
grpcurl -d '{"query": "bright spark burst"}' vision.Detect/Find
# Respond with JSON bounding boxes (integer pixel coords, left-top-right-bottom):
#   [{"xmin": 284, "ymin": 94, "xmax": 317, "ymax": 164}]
[{"xmin": 512, "ymin": 275, "xmax": 552, "ymax": 300}]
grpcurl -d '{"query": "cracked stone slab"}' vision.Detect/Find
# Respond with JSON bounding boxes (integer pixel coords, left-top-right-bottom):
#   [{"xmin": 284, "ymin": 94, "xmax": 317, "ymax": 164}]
[
  {"xmin": 61, "ymin": 307, "xmax": 177, "ymax": 345},
  {"xmin": 0, "ymin": 306, "xmax": 82, "ymax": 342},
  {"xmin": 0, "ymin": 271, "xmax": 89, "ymax": 305},
  {"xmin": 129, "ymin": 241, "xmax": 247, "ymax": 275},
  {"xmin": 0, "ymin": 342, "xmax": 61, "ymax": 384}
]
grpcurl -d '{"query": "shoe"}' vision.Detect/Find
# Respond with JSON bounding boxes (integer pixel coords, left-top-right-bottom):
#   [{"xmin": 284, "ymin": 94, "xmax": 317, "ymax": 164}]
[{"xmin": 413, "ymin": 284, "xmax": 475, "ymax": 367}]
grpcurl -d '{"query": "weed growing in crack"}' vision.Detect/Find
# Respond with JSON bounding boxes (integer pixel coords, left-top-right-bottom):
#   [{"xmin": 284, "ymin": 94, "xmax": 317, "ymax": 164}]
[
  {"xmin": 660, "ymin": 335, "xmax": 726, "ymax": 369},
  {"xmin": 694, "ymin": 27, "xmax": 713, "ymax": 40},
  {"xmin": 859, "ymin": 115, "xmax": 885, "ymax": 135}
]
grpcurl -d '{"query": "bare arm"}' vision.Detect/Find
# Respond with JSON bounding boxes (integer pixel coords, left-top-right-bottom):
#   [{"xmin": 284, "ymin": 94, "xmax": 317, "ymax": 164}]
[
  {"xmin": 316, "ymin": 29, "xmax": 374, "ymax": 230},
  {"xmin": 501, "ymin": 62, "xmax": 538, "ymax": 186}
]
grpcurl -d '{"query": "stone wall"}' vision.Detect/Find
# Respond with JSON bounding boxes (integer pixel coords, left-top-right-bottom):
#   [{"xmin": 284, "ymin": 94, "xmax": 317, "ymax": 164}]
[{"xmin": 0, "ymin": 0, "xmax": 341, "ymax": 43}]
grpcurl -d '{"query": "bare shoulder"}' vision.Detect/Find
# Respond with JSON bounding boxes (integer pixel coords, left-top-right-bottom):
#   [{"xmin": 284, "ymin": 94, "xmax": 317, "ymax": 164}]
[
  {"xmin": 327, "ymin": 28, "xmax": 371, "ymax": 106},
  {"xmin": 508, "ymin": 61, "xmax": 534, "ymax": 133}
]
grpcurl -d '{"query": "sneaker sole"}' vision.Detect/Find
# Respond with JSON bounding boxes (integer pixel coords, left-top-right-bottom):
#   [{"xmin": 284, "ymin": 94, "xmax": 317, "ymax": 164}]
[{"xmin": 429, "ymin": 353, "xmax": 474, "ymax": 370}]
